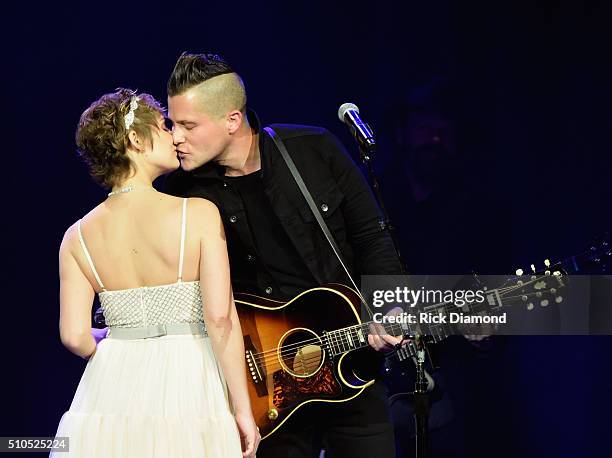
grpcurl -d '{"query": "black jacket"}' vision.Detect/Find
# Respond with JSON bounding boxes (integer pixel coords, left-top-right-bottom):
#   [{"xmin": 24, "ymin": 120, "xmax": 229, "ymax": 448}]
[{"xmin": 164, "ymin": 111, "xmax": 403, "ymax": 298}]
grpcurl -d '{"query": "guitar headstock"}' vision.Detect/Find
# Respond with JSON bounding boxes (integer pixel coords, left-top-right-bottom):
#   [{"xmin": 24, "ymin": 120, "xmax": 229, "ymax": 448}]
[{"xmin": 497, "ymin": 260, "xmax": 565, "ymax": 310}]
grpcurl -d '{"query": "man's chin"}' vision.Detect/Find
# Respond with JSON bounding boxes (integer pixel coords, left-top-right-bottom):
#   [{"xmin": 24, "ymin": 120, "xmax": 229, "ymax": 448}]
[
  {"xmin": 179, "ymin": 154, "xmax": 213, "ymax": 171},
  {"xmin": 179, "ymin": 158, "xmax": 196, "ymax": 171}
]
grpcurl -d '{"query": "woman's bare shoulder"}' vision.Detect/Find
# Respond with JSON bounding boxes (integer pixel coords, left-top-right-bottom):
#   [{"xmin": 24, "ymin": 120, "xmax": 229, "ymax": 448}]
[
  {"xmin": 185, "ymin": 197, "xmax": 220, "ymax": 214},
  {"xmin": 60, "ymin": 221, "xmax": 78, "ymax": 251},
  {"xmin": 60, "ymin": 202, "xmax": 107, "ymax": 250},
  {"xmin": 184, "ymin": 198, "xmax": 223, "ymax": 235}
]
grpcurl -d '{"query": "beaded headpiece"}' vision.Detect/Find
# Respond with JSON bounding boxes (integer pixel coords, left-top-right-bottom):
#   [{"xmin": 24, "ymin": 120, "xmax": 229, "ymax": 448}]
[{"xmin": 124, "ymin": 96, "xmax": 140, "ymax": 130}]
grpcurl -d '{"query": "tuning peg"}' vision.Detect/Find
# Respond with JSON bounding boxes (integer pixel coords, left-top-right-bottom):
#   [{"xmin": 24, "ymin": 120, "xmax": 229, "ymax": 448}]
[
  {"xmin": 521, "ymin": 295, "xmax": 528, "ymax": 301},
  {"xmin": 531, "ymin": 264, "xmax": 536, "ymax": 273},
  {"xmin": 544, "ymin": 259, "xmax": 551, "ymax": 267},
  {"xmin": 540, "ymin": 299, "xmax": 549, "ymax": 307},
  {"xmin": 516, "ymin": 268, "xmax": 524, "ymax": 276},
  {"xmin": 555, "ymin": 296, "xmax": 563, "ymax": 303},
  {"xmin": 527, "ymin": 303, "xmax": 534, "ymax": 310}
]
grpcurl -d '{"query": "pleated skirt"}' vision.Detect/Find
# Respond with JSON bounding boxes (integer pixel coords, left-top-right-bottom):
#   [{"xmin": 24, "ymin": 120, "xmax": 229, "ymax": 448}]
[{"xmin": 51, "ymin": 334, "xmax": 243, "ymax": 457}]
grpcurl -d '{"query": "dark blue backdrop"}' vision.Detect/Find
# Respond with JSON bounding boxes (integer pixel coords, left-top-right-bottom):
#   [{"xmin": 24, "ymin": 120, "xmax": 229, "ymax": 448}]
[{"xmin": 3, "ymin": 1, "xmax": 612, "ymax": 457}]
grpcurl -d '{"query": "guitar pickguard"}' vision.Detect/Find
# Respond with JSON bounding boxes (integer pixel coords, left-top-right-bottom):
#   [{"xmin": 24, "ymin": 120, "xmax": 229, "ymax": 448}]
[{"xmin": 272, "ymin": 360, "xmax": 341, "ymax": 409}]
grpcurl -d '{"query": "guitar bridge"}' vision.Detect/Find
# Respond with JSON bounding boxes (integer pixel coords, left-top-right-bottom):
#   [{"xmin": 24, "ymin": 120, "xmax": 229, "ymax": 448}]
[{"xmin": 244, "ymin": 335, "xmax": 268, "ymax": 397}]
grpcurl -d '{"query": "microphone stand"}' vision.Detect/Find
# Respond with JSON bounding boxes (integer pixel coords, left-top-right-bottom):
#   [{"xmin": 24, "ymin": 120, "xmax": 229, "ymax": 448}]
[
  {"xmin": 414, "ymin": 337, "xmax": 430, "ymax": 458},
  {"xmin": 357, "ymin": 143, "xmax": 406, "ymax": 270},
  {"xmin": 354, "ymin": 139, "xmax": 430, "ymax": 458}
]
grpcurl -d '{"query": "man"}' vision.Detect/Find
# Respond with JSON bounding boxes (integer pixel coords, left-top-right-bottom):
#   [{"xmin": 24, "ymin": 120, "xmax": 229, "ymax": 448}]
[
  {"xmin": 164, "ymin": 52, "xmax": 403, "ymax": 458},
  {"xmin": 382, "ymin": 78, "xmax": 510, "ymax": 457}
]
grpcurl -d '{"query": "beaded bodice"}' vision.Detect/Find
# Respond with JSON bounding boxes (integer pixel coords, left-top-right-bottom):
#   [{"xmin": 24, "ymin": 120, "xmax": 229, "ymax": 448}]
[{"xmin": 99, "ymin": 281, "xmax": 204, "ymax": 328}]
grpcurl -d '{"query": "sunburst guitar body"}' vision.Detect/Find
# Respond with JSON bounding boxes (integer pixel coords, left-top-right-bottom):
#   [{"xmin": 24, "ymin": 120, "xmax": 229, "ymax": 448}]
[{"xmin": 234, "ymin": 284, "xmax": 375, "ymax": 440}]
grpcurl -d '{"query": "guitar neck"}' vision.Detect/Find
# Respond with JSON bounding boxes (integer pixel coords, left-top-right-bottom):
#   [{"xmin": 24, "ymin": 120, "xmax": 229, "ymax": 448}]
[
  {"xmin": 326, "ymin": 256, "xmax": 587, "ymax": 357},
  {"xmin": 325, "ymin": 320, "xmax": 408, "ymax": 356},
  {"xmin": 326, "ymin": 237, "xmax": 610, "ymax": 358},
  {"xmin": 326, "ymin": 287, "xmax": 510, "ymax": 356}
]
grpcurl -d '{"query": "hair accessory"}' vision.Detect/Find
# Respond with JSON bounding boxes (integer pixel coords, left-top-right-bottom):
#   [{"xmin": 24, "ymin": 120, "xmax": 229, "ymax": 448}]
[{"xmin": 124, "ymin": 96, "xmax": 140, "ymax": 130}]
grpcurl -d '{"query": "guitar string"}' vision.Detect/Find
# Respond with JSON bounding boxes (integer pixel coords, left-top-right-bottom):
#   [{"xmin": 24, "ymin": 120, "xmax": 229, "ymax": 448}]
[
  {"xmin": 250, "ymin": 287, "xmax": 555, "ymax": 365},
  {"xmin": 250, "ymin": 282, "xmax": 552, "ymax": 362},
  {"xmin": 251, "ymin": 273, "xmax": 562, "ymax": 362},
  {"xmin": 251, "ymin": 330, "xmax": 368, "ymax": 364},
  {"xmin": 250, "ymin": 287, "xmax": 554, "ymax": 364},
  {"xmin": 249, "ymin": 274, "xmax": 568, "ymax": 373},
  {"xmin": 255, "ymin": 317, "xmax": 480, "ymax": 366},
  {"xmin": 251, "ymin": 331, "xmax": 423, "ymax": 372},
  {"xmin": 250, "ymin": 320, "xmax": 403, "ymax": 359},
  {"xmin": 250, "ymin": 276, "xmax": 551, "ymax": 360},
  {"xmin": 252, "ymin": 330, "xmax": 379, "ymax": 365},
  {"xmin": 249, "ymin": 321, "xmax": 394, "ymax": 360},
  {"xmin": 421, "ymin": 275, "xmax": 559, "ymax": 308}
]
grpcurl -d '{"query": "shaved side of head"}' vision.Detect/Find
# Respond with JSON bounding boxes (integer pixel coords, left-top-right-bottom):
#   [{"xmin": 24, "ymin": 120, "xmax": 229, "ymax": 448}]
[{"xmin": 190, "ymin": 73, "xmax": 246, "ymax": 119}]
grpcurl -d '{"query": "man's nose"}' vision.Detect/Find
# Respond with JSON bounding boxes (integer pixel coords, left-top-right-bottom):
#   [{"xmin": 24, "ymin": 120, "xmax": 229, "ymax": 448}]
[{"xmin": 172, "ymin": 129, "xmax": 184, "ymax": 144}]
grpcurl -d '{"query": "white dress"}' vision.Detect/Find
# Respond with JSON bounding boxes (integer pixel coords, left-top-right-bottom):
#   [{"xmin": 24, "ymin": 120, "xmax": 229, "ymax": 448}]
[{"xmin": 51, "ymin": 199, "xmax": 243, "ymax": 457}]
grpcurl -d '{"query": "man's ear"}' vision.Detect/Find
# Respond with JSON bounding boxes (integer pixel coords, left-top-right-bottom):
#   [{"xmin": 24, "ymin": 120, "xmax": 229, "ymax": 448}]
[
  {"xmin": 226, "ymin": 110, "xmax": 243, "ymax": 135},
  {"xmin": 127, "ymin": 130, "xmax": 142, "ymax": 152}
]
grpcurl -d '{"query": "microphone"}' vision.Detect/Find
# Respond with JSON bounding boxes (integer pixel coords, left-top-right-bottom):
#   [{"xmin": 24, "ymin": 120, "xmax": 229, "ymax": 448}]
[{"xmin": 337, "ymin": 103, "xmax": 376, "ymax": 153}]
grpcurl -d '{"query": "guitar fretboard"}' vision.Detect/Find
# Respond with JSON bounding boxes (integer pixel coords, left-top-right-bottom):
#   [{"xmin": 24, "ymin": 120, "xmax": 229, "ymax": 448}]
[
  {"xmin": 325, "ymin": 320, "xmax": 413, "ymax": 357},
  {"xmin": 324, "ymin": 240, "xmax": 607, "ymax": 359},
  {"xmin": 324, "ymin": 282, "xmax": 542, "ymax": 357}
]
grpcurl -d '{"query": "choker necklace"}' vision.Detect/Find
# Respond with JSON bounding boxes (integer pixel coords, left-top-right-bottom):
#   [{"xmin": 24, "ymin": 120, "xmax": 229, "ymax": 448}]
[{"xmin": 107, "ymin": 185, "xmax": 153, "ymax": 197}]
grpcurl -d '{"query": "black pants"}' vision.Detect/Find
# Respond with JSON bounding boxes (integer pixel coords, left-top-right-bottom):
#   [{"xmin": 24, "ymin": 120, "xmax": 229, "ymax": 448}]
[{"xmin": 257, "ymin": 382, "xmax": 395, "ymax": 458}]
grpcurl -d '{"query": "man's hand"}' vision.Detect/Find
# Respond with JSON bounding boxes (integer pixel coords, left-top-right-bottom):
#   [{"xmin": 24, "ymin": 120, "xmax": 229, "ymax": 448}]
[
  {"xmin": 91, "ymin": 327, "xmax": 109, "ymax": 345},
  {"xmin": 367, "ymin": 306, "xmax": 405, "ymax": 352},
  {"xmin": 457, "ymin": 311, "xmax": 497, "ymax": 343}
]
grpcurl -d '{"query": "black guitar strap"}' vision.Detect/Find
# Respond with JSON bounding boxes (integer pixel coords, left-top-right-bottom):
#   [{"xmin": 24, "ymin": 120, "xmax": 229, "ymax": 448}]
[{"xmin": 264, "ymin": 126, "xmax": 373, "ymax": 317}]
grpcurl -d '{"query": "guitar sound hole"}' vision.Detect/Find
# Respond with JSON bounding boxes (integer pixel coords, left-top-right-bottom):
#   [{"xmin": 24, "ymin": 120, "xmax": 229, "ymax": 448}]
[{"xmin": 278, "ymin": 328, "xmax": 325, "ymax": 378}]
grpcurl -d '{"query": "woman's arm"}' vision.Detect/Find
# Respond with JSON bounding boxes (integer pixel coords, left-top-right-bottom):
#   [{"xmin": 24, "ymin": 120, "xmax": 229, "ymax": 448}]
[
  {"xmin": 195, "ymin": 200, "xmax": 259, "ymax": 457},
  {"xmin": 59, "ymin": 225, "xmax": 97, "ymax": 359}
]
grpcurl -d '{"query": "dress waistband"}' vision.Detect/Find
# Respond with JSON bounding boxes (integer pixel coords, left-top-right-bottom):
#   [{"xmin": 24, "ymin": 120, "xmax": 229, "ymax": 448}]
[{"xmin": 107, "ymin": 322, "xmax": 207, "ymax": 340}]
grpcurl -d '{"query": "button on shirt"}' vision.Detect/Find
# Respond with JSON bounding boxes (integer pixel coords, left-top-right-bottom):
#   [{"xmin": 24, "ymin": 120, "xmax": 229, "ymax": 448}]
[{"xmin": 225, "ymin": 170, "xmax": 316, "ymax": 299}]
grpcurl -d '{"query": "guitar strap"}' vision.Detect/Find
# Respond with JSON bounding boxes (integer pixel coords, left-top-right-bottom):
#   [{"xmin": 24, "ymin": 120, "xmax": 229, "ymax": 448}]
[{"xmin": 264, "ymin": 126, "xmax": 374, "ymax": 317}]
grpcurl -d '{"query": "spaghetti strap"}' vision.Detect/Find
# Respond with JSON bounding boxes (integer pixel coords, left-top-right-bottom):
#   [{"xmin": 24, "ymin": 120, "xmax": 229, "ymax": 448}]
[
  {"xmin": 177, "ymin": 198, "xmax": 188, "ymax": 282},
  {"xmin": 77, "ymin": 219, "xmax": 106, "ymax": 291}
]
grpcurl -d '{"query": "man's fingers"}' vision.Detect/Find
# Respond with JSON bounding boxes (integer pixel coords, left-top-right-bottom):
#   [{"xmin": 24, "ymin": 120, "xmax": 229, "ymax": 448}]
[
  {"xmin": 369, "ymin": 317, "xmax": 410, "ymax": 351},
  {"xmin": 367, "ymin": 333, "xmax": 380, "ymax": 350},
  {"xmin": 381, "ymin": 333, "xmax": 402, "ymax": 346},
  {"xmin": 368, "ymin": 332, "xmax": 398, "ymax": 352},
  {"xmin": 368, "ymin": 333, "xmax": 385, "ymax": 351}
]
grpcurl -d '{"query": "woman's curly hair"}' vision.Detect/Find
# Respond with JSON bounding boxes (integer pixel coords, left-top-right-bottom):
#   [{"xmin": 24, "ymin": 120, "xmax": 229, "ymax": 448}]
[{"xmin": 75, "ymin": 88, "xmax": 165, "ymax": 188}]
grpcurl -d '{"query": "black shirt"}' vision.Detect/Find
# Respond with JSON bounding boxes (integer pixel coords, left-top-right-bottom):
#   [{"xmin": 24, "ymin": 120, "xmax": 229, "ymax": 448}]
[{"xmin": 225, "ymin": 170, "xmax": 315, "ymax": 298}]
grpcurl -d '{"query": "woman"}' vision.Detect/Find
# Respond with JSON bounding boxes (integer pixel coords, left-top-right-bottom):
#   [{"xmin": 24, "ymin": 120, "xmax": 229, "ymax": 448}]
[{"xmin": 51, "ymin": 88, "xmax": 259, "ymax": 457}]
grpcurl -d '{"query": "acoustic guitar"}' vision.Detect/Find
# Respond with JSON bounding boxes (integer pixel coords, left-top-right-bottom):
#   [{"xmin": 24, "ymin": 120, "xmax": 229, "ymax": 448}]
[{"xmin": 234, "ymin": 260, "xmax": 571, "ymax": 439}]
